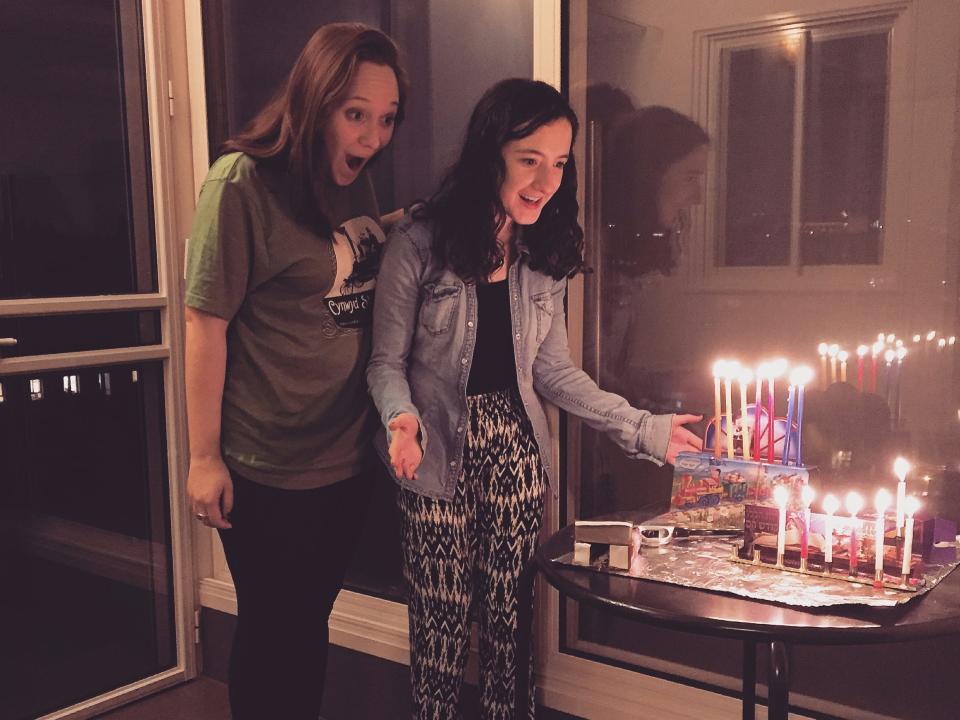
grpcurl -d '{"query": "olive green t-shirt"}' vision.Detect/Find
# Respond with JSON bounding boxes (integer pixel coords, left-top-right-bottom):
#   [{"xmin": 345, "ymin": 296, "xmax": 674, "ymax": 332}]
[{"xmin": 185, "ymin": 152, "xmax": 383, "ymax": 488}]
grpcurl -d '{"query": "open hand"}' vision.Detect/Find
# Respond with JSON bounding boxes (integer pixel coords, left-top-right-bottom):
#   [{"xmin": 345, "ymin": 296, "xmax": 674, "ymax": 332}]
[
  {"xmin": 665, "ymin": 413, "xmax": 704, "ymax": 465},
  {"xmin": 388, "ymin": 412, "xmax": 423, "ymax": 481}
]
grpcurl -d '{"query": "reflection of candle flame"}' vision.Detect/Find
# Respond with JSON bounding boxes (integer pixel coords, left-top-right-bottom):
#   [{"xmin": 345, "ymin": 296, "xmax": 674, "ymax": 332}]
[
  {"xmin": 897, "ymin": 347, "xmax": 907, "ymax": 361},
  {"xmin": 871, "ymin": 341, "xmax": 883, "ymax": 357},
  {"xmin": 912, "ymin": 334, "xmax": 921, "ymax": 343},
  {"xmin": 886, "ymin": 333, "xmax": 895, "ymax": 344},
  {"xmin": 926, "ymin": 330, "xmax": 936, "ymax": 341},
  {"xmin": 884, "ymin": 349, "xmax": 896, "ymax": 363},
  {"xmin": 801, "ymin": 485, "xmax": 815, "ymax": 507}
]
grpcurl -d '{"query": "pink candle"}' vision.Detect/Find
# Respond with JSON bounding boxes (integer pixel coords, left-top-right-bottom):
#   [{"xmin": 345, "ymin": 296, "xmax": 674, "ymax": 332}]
[
  {"xmin": 838, "ymin": 350, "xmax": 848, "ymax": 383},
  {"xmin": 767, "ymin": 360, "xmax": 787, "ymax": 463}
]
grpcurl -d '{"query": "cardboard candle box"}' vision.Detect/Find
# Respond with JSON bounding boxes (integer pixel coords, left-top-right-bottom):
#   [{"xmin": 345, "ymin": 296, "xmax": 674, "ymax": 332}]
[{"xmin": 670, "ymin": 452, "xmax": 812, "ymax": 527}]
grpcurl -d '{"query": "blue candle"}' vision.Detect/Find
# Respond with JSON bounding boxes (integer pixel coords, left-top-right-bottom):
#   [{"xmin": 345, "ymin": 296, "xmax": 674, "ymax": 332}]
[
  {"xmin": 789, "ymin": 366, "xmax": 814, "ymax": 467},
  {"xmin": 781, "ymin": 384, "xmax": 796, "ymax": 464}
]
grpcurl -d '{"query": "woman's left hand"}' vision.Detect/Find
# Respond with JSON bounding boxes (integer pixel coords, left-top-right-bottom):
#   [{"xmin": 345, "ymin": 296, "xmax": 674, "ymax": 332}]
[
  {"xmin": 665, "ymin": 413, "xmax": 703, "ymax": 465},
  {"xmin": 388, "ymin": 412, "xmax": 423, "ymax": 481}
]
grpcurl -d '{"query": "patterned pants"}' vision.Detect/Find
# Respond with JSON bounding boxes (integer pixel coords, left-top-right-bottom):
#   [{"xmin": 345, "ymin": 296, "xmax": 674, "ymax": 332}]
[{"xmin": 399, "ymin": 388, "xmax": 546, "ymax": 720}]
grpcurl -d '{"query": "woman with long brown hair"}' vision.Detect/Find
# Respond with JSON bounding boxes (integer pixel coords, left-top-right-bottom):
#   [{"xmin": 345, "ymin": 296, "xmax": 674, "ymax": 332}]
[{"xmin": 184, "ymin": 23, "xmax": 407, "ymax": 719}]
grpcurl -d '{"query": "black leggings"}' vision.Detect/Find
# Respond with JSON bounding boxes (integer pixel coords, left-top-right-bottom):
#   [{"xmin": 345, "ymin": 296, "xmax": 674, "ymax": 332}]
[{"xmin": 218, "ymin": 468, "xmax": 370, "ymax": 720}]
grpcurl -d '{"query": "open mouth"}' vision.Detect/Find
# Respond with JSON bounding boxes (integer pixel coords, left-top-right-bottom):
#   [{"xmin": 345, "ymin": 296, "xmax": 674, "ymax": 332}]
[
  {"xmin": 519, "ymin": 192, "xmax": 543, "ymax": 208},
  {"xmin": 346, "ymin": 154, "xmax": 366, "ymax": 171}
]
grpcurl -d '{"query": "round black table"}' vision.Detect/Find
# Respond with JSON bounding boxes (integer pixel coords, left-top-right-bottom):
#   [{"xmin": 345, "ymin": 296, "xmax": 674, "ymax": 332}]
[{"xmin": 536, "ymin": 510, "xmax": 960, "ymax": 720}]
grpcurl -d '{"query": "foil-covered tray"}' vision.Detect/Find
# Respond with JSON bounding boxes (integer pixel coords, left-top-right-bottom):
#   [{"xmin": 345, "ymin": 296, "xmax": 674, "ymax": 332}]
[{"xmin": 552, "ymin": 535, "xmax": 960, "ymax": 608}]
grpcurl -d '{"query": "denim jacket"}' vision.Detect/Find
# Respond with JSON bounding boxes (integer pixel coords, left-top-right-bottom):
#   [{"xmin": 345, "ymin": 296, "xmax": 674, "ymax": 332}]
[{"xmin": 366, "ymin": 216, "xmax": 674, "ymax": 500}]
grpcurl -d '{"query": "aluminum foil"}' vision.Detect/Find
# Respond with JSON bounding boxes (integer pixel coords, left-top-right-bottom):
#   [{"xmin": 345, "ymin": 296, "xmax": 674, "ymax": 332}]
[{"xmin": 552, "ymin": 536, "xmax": 960, "ymax": 608}]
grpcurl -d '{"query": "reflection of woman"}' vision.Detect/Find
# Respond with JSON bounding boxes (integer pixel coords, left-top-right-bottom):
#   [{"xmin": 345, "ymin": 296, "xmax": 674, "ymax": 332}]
[
  {"xmin": 603, "ymin": 106, "xmax": 709, "ymax": 277},
  {"xmin": 367, "ymin": 79, "xmax": 701, "ymax": 718},
  {"xmin": 184, "ymin": 24, "xmax": 406, "ymax": 719}
]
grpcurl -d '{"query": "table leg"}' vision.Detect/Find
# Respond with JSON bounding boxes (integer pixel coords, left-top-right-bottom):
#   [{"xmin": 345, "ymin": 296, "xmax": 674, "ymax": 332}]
[
  {"xmin": 767, "ymin": 640, "xmax": 789, "ymax": 720},
  {"xmin": 742, "ymin": 640, "xmax": 756, "ymax": 720}
]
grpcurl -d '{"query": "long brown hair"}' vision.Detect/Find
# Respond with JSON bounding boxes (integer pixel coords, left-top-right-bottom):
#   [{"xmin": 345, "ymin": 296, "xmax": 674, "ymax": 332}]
[{"xmin": 222, "ymin": 23, "xmax": 408, "ymax": 235}]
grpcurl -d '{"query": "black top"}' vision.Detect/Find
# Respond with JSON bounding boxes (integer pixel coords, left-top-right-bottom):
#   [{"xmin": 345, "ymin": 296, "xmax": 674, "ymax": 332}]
[{"xmin": 467, "ymin": 279, "xmax": 517, "ymax": 396}]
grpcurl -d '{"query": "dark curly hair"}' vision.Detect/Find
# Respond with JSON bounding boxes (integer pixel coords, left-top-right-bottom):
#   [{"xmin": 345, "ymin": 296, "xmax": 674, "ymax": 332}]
[{"xmin": 417, "ymin": 79, "xmax": 586, "ymax": 283}]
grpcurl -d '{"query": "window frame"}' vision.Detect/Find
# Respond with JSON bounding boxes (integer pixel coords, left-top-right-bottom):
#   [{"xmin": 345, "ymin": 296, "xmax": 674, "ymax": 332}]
[{"xmin": 688, "ymin": 3, "xmax": 912, "ymax": 294}]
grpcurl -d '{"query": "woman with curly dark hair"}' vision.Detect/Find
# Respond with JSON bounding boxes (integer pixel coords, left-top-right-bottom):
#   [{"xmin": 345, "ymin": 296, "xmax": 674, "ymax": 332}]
[{"xmin": 367, "ymin": 78, "xmax": 701, "ymax": 718}]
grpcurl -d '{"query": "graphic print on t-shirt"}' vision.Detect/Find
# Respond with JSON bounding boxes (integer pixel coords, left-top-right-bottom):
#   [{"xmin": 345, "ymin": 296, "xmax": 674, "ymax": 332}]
[{"xmin": 325, "ymin": 215, "xmax": 385, "ymax": 329}]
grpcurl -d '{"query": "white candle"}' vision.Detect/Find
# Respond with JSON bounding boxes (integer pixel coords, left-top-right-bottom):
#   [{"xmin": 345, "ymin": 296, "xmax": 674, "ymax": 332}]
[
  {"xmin": 874, "ymin": 489, "xmax": 891, "ymax": 578},
  {"xmin": 838, "ymin": 350, "xmax": 848, "ymax": 383},
  {"xmin": 801, "ymin": 484, "xmax": 815, "ymax": 563},
  {"xmin": 774, "ymin": 485, "xmax": 790, "ymax": 564},
  {"xmin": 818, "ymin": 343, "xmax": 828, "ymax": 390},
  {"xmin": 712, "ymin": 360, "xmax": 725, "ymax": 459},
  {"xmin": 845, "ymin": 491, "xmax": 864, "ymax": 574},
  {"xmin": 893, "ymin": 457, "xmax": 911, "ymax": 533},
  {"xmin": 902, "ymin": 496, "xmax": 921, "ymax": 577},
  {"xmin": 738, "ymin": 366, "xmax": 753, "ymax": 458},
  {"xmin": 823, "ymin": 494, "xmax": 840, "ymax": 565},
  {"xmin": 724, "ymin": 361, "xmax": 739, "ymax": 458}
]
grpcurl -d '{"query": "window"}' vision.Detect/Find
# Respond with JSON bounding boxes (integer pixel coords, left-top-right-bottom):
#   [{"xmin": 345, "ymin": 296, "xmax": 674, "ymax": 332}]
[{"xmin": 720, "ymin": 28, "xmax": 889, "ymax": 268}]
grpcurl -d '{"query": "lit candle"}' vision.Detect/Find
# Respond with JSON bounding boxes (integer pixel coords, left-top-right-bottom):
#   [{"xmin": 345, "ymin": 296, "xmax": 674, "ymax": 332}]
[
  {"xmin": 950, "ymin": 336, "xmax": 957, "ymax": 347},
  {"xmin": 754, "ymin": 363, "xmax": 769, "ymax": 461},
  {"xmin": 870, "ymin": 341, "xmax": 882, "ymax": 392},
  {"xmin": 818, "ymin": 343, "xmax": 828, "ymax": 390},
  {"xmin": 790, "ymin": 366, "xmax": 813, "ymax": 466},
  {"xmin": 893, "ymin": 457, "xmax": 910, "ymax": 535},
  {"xmin": 823, "ymin": 494, "xmax": 840, "ymax": 570},
  {"xmin": 838, "ymin": 350, "xmax": 848, "ymax": 383},
  {"xmin": 774, "ymin": 485, "xmax": 789, "ymax": 566},
  {"xmin": 845, "ymin": 491, "xmax": 864, "ymax": 575},
  {"xmin": 724, "ymin": 361, "xmax": 738, "ymax": 458},
  {"xmin": 801, "ymin": 484, "xmax": 815, "ymax": 568},
  {"xmin": 738, "ymin": 366, "xmax": 753, "ymax": 458},
  {"xmin": 712, "ymin": 360, "xmax": 725, "ymax": 459},
  {"xmin": 874, "ymin": 489, "xmax": 891, "ymax": 584},
  {"xmin": 938, "ymin": 337, "xmax": 947, "ymax": 351},
  {"xmin": 856, "ymin": 345, "xmax": 867, "ymax": 391},
  {"xmin": 767, "ymin": 359, "xmax": 787, "ymax": 463},
  {"xmin": 828, "ymin": 344, "xmax": 839, "ymax": 384},
  {"xmin": 901, "ymin": 496, "xmax": 921, "ymax": 581}
]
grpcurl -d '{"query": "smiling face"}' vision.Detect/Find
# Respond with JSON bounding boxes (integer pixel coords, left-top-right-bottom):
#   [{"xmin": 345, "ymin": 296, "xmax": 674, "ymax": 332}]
[
  {"xmin": 498, "ymin": 118, "xmax": 573, "ymax": 239},
  {"xmin": 656, "ymin": 143, "xmax": 708, "ymax": 228},
  {"xmin": 322, "ymin": 61, "xmax": 400, "ymax": 186}
]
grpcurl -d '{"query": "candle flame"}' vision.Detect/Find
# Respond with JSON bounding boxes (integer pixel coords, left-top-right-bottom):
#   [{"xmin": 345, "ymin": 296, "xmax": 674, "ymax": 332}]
[
  {"xmin": 896, "ymin": 347, "xmax": 908, "ymax": 361},
  {"xmin": 801, "ymin": 484, "xmax": 816, "ymax": 506},
  {"xmin": 893, "ymin": 457, "xmax": 911, "ymax": 483},
  {"xmin": 770, "ymin": 358, "xmax": 788, "ymax": 378},
  {"xmin": 823, "ymin": 494, "xmax": 840, "ymax": 515},
  {"xmin": 838, "ymin": 350, "xmax": 848, "ymax": 362},
  {"xmin": 938, "ymin": 338, "xmax": 947, "ymax": 349},
  {"xmin": 905, "ymin": 496, "xmax": 921, "ymax": 518},
  {"xmin": 912, "ymin": 334, "xmax": 921, "ymax": 343},
  {"xmin": 738, "ymin": 366, "xmax": 754, "ymax": 384},
  {"xmin": 773, "ymin": 485, "xmax": 789, "ymax": 508},
  {"xmin": 788, "ymin": 365, "xmax": 813, "ymax": 386},
  {"xmin": 884, "ymin": 348, "xmax": 896, "ymax": 363},
  {"xmin": 874, "ymin": 488, "xmax": 892, "ymax": 512},
  {"xmin": 828, "ymin": 344, "xmax": 839, "ymax": 358},
  {"xmin": 950, "ymin": 336, "xmax": 956, "ymax": 345},
  {"xmin": 877, "ymin": 333, "xmax": 886, "ymax": 342},
  {"xmin": 927, "ymin": 330, "xmax": 936, "ymax": 341},
  {"xmin": 886, "ymin": 333, "xmax": 895, "ymax": 344},
  {"xmin": 871, "ymin": 341, "xmax": 884, "ymax": 356},
  {"xmin": 845, "ymin": 491, "xmax": 864, "ymax": 517},
  {"xmin": 857, "ymin": 344, "xmax": 868, "ymax": 357},
  {"xmin": 723, "ymin": 360, "xmax": 741, "ymax": 379},
  {"xmin": 712, "ymin": 359, "xmax": 727, "ymax": 378},
  {"xmin": 817, "ymin": 342, "xmax": 828, "ymax": 356},
  {"xmin": 895, "ymin": 339, "xmax": 903, "ymax": 348}
]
